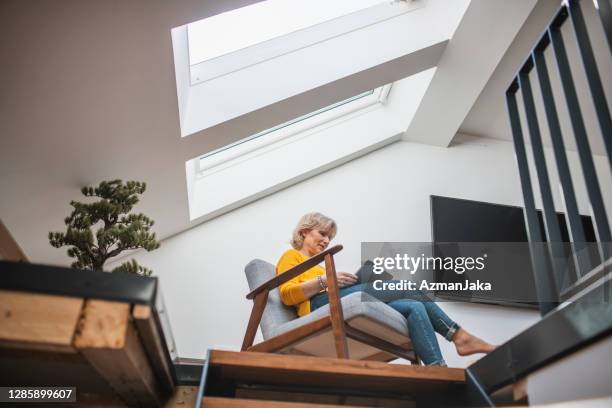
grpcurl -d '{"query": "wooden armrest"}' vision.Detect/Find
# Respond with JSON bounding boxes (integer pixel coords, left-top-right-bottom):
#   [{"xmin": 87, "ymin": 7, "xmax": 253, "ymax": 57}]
[{"xmin": 246, "ymin": 245, "xmax": 343, "ymax": 300}]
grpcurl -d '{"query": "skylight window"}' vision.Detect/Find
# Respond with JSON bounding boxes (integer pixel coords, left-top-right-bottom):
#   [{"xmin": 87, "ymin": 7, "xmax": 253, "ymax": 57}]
[
  {"xmin": 187, "ymin": 0, "xmax": 388, "ymax": 65},
  {"xmin": 196, "ymin": 84, "xmax": 392, "ymax": 174}
]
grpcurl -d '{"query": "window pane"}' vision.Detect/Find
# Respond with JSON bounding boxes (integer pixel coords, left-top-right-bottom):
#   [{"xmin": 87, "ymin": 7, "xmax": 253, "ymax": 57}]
[
  {"xmin": 199, "ymin": 89, "xmax": 374, "ymax": 164},
  {"xmin": 188, "ymin": 0, "xmax": 385, "ymax": 65}
]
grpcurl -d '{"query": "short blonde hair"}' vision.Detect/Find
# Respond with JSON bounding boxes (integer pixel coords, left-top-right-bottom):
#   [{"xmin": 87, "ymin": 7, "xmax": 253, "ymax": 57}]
[{"xmin": 291, "ymin": 212, "xmax": 337, "ymax": 250}]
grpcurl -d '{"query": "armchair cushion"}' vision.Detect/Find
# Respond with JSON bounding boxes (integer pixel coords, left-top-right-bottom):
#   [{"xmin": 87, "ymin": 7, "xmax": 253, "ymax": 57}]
[{"xmin": 270, "ymin": 291, "xmax": 410, "ymax": 344}]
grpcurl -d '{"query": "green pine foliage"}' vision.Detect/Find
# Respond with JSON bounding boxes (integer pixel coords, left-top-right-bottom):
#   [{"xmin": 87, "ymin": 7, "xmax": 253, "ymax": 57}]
[{"xmin": 49, "ymin": 180, "xmax": 160, "ymax": 276}]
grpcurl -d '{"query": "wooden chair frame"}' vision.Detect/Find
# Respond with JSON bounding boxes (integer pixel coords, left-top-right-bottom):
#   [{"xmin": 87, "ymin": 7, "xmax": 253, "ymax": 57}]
[{"xmin": 241, "ymin": 245, "xmax": 417, "ymax": 362}]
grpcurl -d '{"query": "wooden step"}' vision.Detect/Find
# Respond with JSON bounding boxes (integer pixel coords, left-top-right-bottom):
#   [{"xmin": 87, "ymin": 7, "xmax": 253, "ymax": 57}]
[
  {"xmin": 206, "ymin": 350, "xmax": 465, "ymax": 395},
  {"xmin": 202, "ymin": 397, "xmax": 361, "ymax": 408}
]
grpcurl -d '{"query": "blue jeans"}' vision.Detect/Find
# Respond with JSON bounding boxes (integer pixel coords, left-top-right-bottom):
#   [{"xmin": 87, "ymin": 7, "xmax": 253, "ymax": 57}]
[{"xmin": 310, "ymin": 281, "xmax": 459, "ymax": 366}]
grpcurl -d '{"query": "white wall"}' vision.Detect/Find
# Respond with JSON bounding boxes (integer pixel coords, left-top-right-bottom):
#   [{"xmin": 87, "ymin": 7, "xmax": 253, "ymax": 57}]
[
  {"xmin": 526, "ymin": 335, "xmax": 612, "ymax": 404},
  {"xmin": 117, "ymin": 134, "xmax": 611, "ymax": 367}
]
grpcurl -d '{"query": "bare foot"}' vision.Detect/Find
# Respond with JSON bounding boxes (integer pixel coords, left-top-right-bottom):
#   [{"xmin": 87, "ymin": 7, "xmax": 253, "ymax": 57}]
[{"xmin": 452, "ymin": 328, "xmax": 497, "ymax": 356}]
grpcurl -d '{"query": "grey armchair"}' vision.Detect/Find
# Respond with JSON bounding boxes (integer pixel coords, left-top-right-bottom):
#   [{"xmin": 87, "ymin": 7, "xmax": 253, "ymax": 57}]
[{"xmin": 241, "ymin": 245, "xmax": 417, "ymax": 362}]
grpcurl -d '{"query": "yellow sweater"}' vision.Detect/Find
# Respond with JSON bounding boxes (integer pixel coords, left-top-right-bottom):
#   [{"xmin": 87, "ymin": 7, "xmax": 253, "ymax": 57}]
[{"xmin": 276, "ymin": 249, "xmax": 325, "ymax": 317}]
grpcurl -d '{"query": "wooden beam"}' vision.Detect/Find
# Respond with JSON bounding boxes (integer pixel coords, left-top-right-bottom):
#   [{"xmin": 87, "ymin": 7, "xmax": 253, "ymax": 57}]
[
  {"xmin": 74, "ymin": 300, "xmax": 164, "ymax": 407},
  {"xmin": 164, "ymin": 386, "xmax": 198, "ymax": 408},
  {"xmin": 0, "ymin": 219, "xmax": 27, "ymax": 261},
  {"xmin": 132, "ymin": 305, "xmax": 175, "ymax": 396},
  {"xmin": 234, "ymin": 388, "xmax": 417, "ymax": 407},
  {"xmin": 0, "ymin": 290, "xmax": 82, "ymax": 352},
  {"xmin": 74, "ymin": 300, "xmax": 130, "ymax": 348},
  {"xmin": 202, "ymin": 397, "xmax": 359, "ymax": 408},
  {"xmin": 208, "ymin": 350, "xmax": 464, "ymax": 394},
  {"xmin": 210, "ymin": 350, "xmax": 464, "ymax": 382},
  {"xmin": 247, "ymin": 317, "xmax": 331, "ymax": 353},
  {"xmin": 324, "ymin": 253, "xmax": 348, "ymax": 359},
  {"xmin": 246, "ymin": 245, "xmax": 343, "ymax": 300}
]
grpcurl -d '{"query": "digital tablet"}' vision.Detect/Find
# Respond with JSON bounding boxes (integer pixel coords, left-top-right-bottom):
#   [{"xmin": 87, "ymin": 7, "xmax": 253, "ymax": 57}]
[{"xmin": 355, "ymin": 260, "xmax": 394, "ymax": 284}]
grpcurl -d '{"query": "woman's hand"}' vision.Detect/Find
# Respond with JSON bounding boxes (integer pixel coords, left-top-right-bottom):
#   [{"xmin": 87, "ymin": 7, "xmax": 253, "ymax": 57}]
[
  {"xmin": 321, "ymin": 272, "xmax": 358, "ymax": 288},
  {"xmin": 301, "ymin": 271, "xmax": 359, "ymax": 300}
]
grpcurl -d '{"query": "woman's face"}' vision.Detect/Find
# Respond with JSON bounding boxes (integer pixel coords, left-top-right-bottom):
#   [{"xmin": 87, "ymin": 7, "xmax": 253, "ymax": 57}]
[{"xmin": 301, "ymin": 228, "xmax": 331, "ymax": 256}]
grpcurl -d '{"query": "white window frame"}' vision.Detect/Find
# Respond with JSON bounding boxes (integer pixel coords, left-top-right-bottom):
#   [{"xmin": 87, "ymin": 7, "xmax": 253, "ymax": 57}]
[
  {"xmin": 195, "ymin": 84, "xmax": 392, "ymax": 176},
  {"xmin": 188, "ymin": 0, "xmax": 419, "ymax": 85}
]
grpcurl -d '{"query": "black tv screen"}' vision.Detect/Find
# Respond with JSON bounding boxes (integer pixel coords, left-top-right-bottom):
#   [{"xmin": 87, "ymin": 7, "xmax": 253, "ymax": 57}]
[{"xmin": 430, "ymin": 196, "xmax": 596, "ymax": 307}]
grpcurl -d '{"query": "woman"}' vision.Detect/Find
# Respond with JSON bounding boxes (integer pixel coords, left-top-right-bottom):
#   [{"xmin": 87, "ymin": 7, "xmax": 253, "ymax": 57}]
[{"xmin": 277, "ymin": 212, "xmax": 496, "ymax": 366}]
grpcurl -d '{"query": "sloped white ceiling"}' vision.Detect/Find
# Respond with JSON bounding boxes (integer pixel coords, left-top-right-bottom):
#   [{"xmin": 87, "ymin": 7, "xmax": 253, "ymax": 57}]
[{"xmin": 0, "ymin": 0, "xmax": 540, "ymax": 266}]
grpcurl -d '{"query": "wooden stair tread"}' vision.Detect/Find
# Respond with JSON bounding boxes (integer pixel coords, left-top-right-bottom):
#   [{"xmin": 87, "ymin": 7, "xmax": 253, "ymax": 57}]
[
  {"xmin": 207, "ymin": 350, "xmax": 464, "ymax": 394},
  {"xmin": 202, "ymin": 397, "xmax": 362, "ymax": 408},
  {"xmin": 210, "ymin": 350, "xmax": 464, "ymax": 382}
]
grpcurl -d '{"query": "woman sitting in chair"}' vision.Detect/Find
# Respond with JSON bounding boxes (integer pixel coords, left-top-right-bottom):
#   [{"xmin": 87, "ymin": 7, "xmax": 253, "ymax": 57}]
[{"xmin": 277, "ymin": 212, "xmax": 496, "ymax": 366}]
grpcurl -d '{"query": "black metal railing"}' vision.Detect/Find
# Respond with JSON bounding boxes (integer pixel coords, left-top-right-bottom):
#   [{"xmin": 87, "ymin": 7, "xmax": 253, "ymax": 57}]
[{"xmin": 506, "ymin": 0, "xmax": 611, "ymax": 316}]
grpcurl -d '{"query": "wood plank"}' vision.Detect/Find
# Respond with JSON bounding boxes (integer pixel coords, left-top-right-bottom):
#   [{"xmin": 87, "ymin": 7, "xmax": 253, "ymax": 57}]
[
  {"xmin": 0, "ymin": 343, "xmax": 129, "ymax": 405},
  {"xmin": 74, "ymin": 300, "xmax": 130, "ymax": 348},
  {"xmin": 0, "ymin": 290, "xmax": 82, "ymax": 350},
  {"xmin": 0, "ymin": 219, "xmax": 27, "ymax": 261},
  {"xmin": 235, "ymin": 388, "xmax": 415, "ymax": 407},
  {"xmin": 132, "ymin": 304, "xmax": 152, "ymax": 320},
  {"xmin": 202, "ymin": 397, "xmax": 361, "ymax": 408},
  {"xmin": 132, "ymin": 305, "xmax": 175, "ymax": 396},
  {"xmin": 69, "ymin": 392, "xmax": 127, "ymax": 407},
  {"xmin": 208, "ymin": 350, "xmax": 464, "ymax": 395},
  {"xmin": 345, "ymin": 324, "xmax": 416, "ymax": 362},
  {"xmin": 78, "ymin": 322, "xmax": 164, "ymax": 407},
  {"xmin": 248, "ymin": 317, "xmax": 331, "ymax": 353},
  {"xmin": 241, "ymin": 291, "xmax": 269, "ymax": 351},
  {"xmin": 0, "ymin": 338, "xmax": 78, "ymax": 353},
  {"xmin": 164, "ymin": 386, "xmax": 198, "ymax": 408},
  {"xmin": 324, "ymin": 253, "xmax": 348, "ymax": 359},
  {"xmin": 74, "ymin": 300, "xmax": 164, "ymax": 407},
  {"xmin": 211, "ymin": 350, "xmax": 464, "ymax": 382}
]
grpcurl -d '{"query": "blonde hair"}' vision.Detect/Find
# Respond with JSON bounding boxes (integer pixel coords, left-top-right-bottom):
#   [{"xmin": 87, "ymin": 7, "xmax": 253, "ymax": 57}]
[{"xmin": 291, "ymin": 212, "xmax": 337, "ymax": 250}]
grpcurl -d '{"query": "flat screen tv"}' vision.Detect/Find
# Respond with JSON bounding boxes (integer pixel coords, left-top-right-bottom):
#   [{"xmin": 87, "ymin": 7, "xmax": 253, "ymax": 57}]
[{"xmin": 430, "ymin": 195, "xmax": 596, "ymax": 308}]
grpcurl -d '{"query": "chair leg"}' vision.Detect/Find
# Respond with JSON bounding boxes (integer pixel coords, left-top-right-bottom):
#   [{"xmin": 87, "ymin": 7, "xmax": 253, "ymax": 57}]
[
  {"xmin": 325, "ymin": 254, "xmax": 349, "ymax": 359},
  {"xmin": 330, "ymin": 319, "xmax": 349, "ymax": 359},
  {"xmin": 345, "ymin": 325, "xmax": 415, "ymax": 361},
  {"xmin": 241, "ymin": 291, "xmax": 269, "ymax": 351}
]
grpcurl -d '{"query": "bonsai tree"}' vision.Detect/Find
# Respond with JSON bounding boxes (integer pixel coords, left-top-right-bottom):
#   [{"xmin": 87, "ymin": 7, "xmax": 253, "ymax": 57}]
[{"xmin": 49, "ymin": 180, "xmax": 160, "ymax": 276}]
